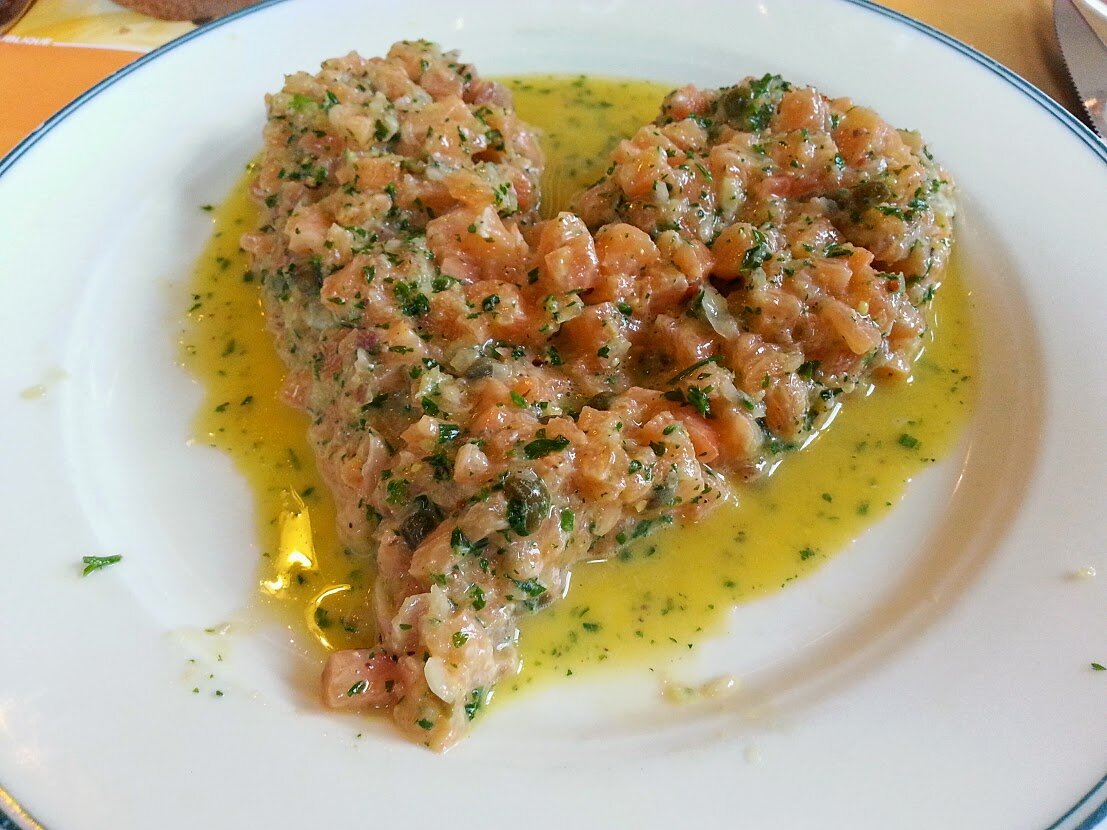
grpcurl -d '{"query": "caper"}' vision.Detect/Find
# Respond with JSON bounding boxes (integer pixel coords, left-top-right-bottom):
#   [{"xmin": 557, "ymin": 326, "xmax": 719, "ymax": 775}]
[
  {"xmin": 503, "ymin": 468, "xmax": 548, "ymax": 504},
  {"xmin": 717, "ymin": 75, "xmax": 787, "ymax": 132},
  {"xmin": 646, "ymin": 470, "xmax": 679, "ymax": 509},
  {"xmin": 399, "ymin": 495, "xmax": 443, "ymax": 550},
  {"xmin": 464, "ymin": 358, "xmax": 494, "ymax": 379},
  {"xmin": 503, "ymin": 469, "xmax": 550, "ymax": 537},
  {"xmin": 719, "ymin": 86, "xmax": 752, "ymax": 122},
  {"xmin": 585, "ymin": 392, "xmax": 615, "ymax": 411},
  {"xmin": 847, "ymin": 179, "xmax": 894, "ymax": 212}
]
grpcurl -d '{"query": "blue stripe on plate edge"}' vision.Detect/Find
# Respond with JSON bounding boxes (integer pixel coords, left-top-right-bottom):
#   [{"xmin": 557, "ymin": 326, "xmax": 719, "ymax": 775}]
[
  {"xmin": 1045, "ymin": 771, "xmax": 1107, "ymax": 830},
  {"xmin": 0, "ymin": 1, "xmax": 1102, "ymax": 828}
]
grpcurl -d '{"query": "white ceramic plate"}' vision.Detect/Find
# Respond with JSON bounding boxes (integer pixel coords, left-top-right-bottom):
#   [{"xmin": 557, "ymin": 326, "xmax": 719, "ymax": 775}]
[{"xmin": 1, "ymin": 1, "xmax": 1105, "ymax": 828}]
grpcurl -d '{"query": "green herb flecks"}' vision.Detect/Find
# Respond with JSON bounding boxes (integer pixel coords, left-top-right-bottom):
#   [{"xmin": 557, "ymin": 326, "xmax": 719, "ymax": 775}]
[
  {"xmin": 81, "ymin": 555, "xmax": 122, "ymax": 576},
  {"xmin": 667, "ymin": 355, "xmax": 720, "ymax": 385},
  {"xmin": 740, "ymin": 228, "xmax": 772, "ymax": 274},
  {"xmin": 464, "ymin": 687, "xmax": 485, "ymax": 721},
  {"xmin": 347, "ymin": 680, "xmax": 369, "ymax": 697},
  {"xmin": 686, "ymin": 386, "xmax": 712, "ymax": 418},
  {"xmin": 523, "ymin": 431, "xmax": 571, "ymax": 459}
]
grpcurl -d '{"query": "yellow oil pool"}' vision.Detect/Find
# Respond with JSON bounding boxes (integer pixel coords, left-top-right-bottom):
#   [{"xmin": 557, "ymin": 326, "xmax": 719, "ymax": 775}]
[{"xmin": 179, "ymin": 75, "xmax": 975, "ymax": 690}]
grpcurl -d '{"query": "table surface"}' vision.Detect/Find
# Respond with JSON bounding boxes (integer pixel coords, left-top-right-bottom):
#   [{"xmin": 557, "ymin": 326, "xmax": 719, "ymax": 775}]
[
  {"xmin": 882, "ymin": 0, "xmax": 1084, "ymax": 116},
  {"xmin": 0, "ymin": 1, "xmax": 1099, "ymax": 829}
]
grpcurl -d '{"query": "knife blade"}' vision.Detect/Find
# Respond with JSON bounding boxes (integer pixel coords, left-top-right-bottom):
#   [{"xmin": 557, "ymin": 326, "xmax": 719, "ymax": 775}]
[
  {"xmin": 1075, "ymin": 0, "xmax": 1107, "ymax": 48},
  {"xmin": 1055, "ymin": 0, "xmax": 1107, "ymax": 137}
]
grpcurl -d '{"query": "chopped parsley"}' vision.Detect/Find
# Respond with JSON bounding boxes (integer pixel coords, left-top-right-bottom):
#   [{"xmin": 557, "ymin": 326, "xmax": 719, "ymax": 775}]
[
  {"xmin": 898, "ymin": 433, "xmax": 920, "ymax": 449},
  {"xmin": 81, "ymin": 555, "xmax": 122, "ymax": 576},
  {"xmin": 523, "ymin": 431, "xmax": 571, "ymax": 459},
  {"xmin": 386, "ymin": 478, "xmax": 410, "ymax": 505},
  {"xmin": 469, "ymin": 584, "xmax": 486, "ymax": 611},
  {"xmin": 719, "ymin": 73, "xmax": 789, "ymax": 132},
  {"xmin": 347, "ymin": 680, "xmax": 369, "ymax": 697},
  {"xmin": 464, "ymin": 688, "xmax": 484, "ymax": 721},
  {"xmin": 797, "ymin": 360, "xmax": 821, "ymax": 379},
  {"xmin": 513, "ymin": 578, "xmax": 547, "ymax": 598},
  {"xmin": 686, "ymin": 386, "xmax": 712, "ymax": 418},
  {"xmin": 740, "ymin": 228, "xmax": 772, "ymax": 274},
  {"xmin": 667, "ymin": 355, "xmax": 720, "ymax": 385},
  {"xmin": 394, "ymin": 282, "xmax": 430, "ymax": 316}
]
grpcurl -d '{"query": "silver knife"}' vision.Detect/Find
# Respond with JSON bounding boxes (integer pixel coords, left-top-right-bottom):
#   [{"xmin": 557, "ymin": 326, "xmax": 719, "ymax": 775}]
[{"xmin": 1055, "ymin": 0, "xmax": 1107, "ymax": 138}]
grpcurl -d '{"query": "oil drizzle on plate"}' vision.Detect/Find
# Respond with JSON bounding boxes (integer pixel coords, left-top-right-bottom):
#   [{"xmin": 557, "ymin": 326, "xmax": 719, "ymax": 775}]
[{"xmin": 179, "ymin": 75, "xmax": 975, "ymax": 692}]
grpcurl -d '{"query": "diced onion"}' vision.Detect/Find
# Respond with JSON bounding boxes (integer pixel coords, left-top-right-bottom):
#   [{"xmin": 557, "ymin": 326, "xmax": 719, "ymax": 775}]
[{"xmin": 699, "ymin": 284, "xmax": 740, "ymax": 340}]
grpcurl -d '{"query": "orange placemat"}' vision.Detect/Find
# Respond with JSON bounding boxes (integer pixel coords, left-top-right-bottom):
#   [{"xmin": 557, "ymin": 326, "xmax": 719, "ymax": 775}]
[{"xmin": 0, "ymin": 40, "xmax": 137, "ymax": 156}]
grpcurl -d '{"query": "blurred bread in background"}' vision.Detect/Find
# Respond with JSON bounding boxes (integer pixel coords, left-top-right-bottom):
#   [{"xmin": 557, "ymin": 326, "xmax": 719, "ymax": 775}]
[{"xmin": 113, "ymin": 0, "xmax": 258, "ymax": 21}]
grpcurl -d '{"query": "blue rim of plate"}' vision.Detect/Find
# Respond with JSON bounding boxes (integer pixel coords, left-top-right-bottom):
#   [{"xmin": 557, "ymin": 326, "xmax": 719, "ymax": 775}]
[{"xmin": 0, "ymin": 1, "xmax": 1104, "ymax": 828}]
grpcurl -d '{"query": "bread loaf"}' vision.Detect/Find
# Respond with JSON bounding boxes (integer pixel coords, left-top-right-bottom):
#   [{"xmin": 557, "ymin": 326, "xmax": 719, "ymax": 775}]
[{"xmin": 113, "ymin": 0, "xmax": 259, "ymax": 21}]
